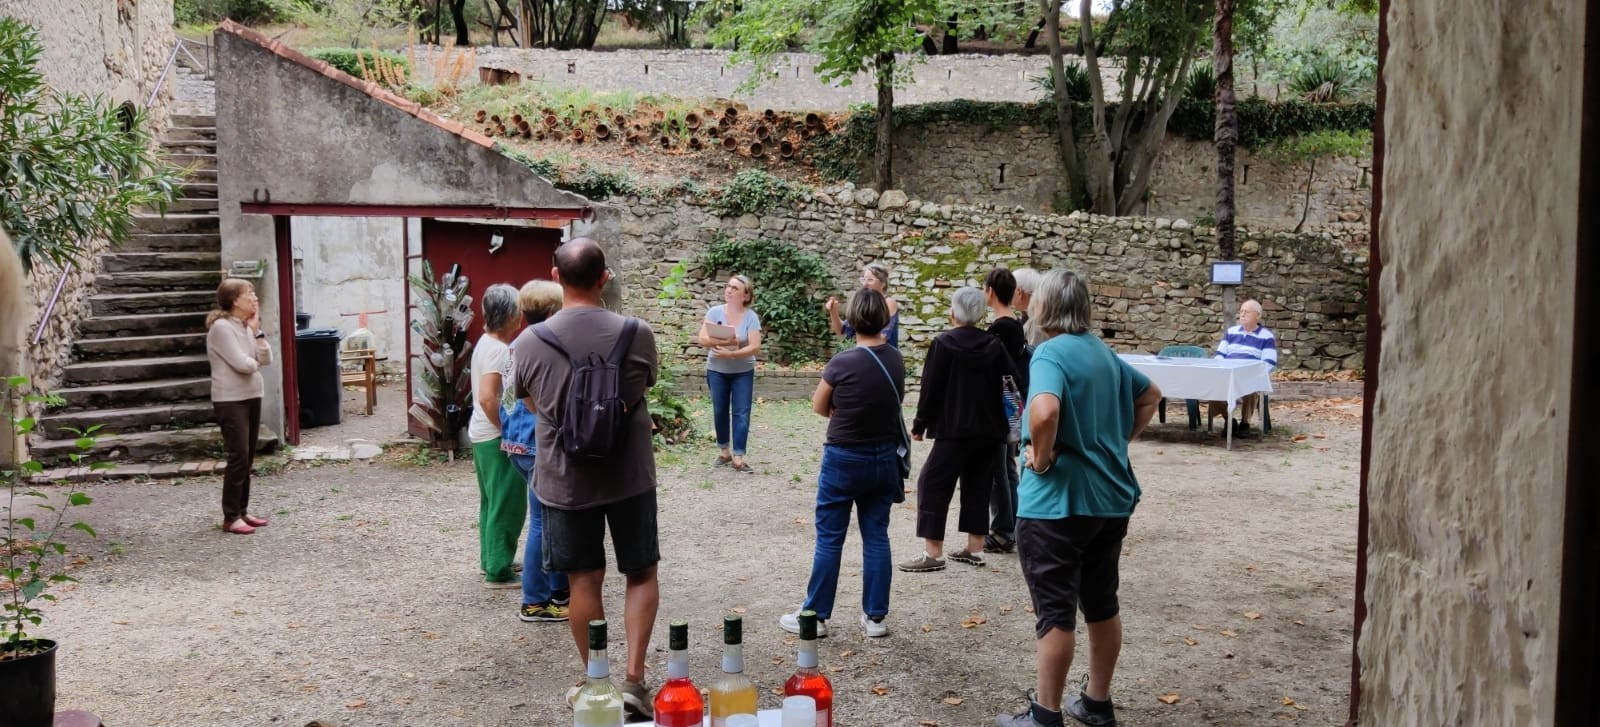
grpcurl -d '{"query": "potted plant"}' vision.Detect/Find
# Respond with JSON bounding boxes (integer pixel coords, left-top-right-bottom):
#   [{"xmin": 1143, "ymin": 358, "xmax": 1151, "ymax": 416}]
[{"xmin": 2, "ymin": 376, "xmax": 102, "ymax": 726}]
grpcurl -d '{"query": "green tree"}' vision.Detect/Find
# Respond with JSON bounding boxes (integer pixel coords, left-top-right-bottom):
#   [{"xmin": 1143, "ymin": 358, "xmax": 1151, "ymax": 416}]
[
  {"xmin": 0, "ymin": 20, "xmax": 180, "ymax": 273},
  {"xmin": 702, "ymin": 0, "xmax": 940, "ymax": 191},
  {"xmin": 1258, "ymin": 128, "xmax": 1371, "ymax": 231},
  {"xmin": 519, "ymin": 0, "xmax": 610, "ymax": 49}
]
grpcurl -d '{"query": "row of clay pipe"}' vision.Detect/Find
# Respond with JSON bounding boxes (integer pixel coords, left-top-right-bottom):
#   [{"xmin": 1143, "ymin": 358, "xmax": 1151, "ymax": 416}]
[{"xmin": 471, "ymin": 102, "xmax": 831, "ymax": 159}]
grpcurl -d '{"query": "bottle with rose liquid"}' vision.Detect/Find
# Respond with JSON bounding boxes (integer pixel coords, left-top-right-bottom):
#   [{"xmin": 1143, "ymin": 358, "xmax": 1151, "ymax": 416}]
[
  {"xmin": 708, "ymin": 615, "xmax": 759, "ymax": 726},
  {"xmin": 652, "ymin": 620, "xmax": 705, "ymax": 727},
  {"xmin": 782, "ymin": 610, "xmax": 833, "ymax": 727}
]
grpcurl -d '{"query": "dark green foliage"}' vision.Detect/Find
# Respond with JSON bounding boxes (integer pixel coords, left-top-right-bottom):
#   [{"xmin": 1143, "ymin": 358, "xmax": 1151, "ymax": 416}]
[
  {"xmin": 1288, "ymin": 56, "xmax": 1354, "ymax": 102},
  {"xmin": 1031, "ymin": 64, "xmax": 1093, "ymax": 104},
  {"xmin": 306, "ymin": 48, "xmax": 408, "ymax": 79},
  {"xmin": 0, "ymin": 19, "xmax": 181, "ymax": 272},
  {"xmin": 174, "ymin": 0, "xmax": 310, "ymax": 25},
  {"xmin": 812, "ymin": 97, "xmax": 1375, "ymax": 182},
  {"xmin": 555, "ymin": 167, "xmax": 643, "ymax": 201},
  {"xmin": 711, "ymin": 169, "xmax": 806, "ymax": 217},
  {"xmin": 1184, "ymin": 61, "xmax": 1216, "ymax": 101},
  {"xmin": 700, "ymin": 237, "xmax": 833, "ymax": 364}
]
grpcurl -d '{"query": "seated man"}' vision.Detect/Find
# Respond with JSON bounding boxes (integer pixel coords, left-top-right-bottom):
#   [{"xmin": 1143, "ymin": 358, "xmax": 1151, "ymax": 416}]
[{"xmin": 1209, "ymin": 299, "xmax": 1277, "ymax": 433}]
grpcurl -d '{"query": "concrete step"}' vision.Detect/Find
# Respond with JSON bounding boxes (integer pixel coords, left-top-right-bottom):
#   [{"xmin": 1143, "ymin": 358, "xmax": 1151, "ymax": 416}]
[
  {"xmin": 96, "ymin": 270, "xmax": 222, "ymax": 293},
  {"xmin": 172, "ymin": 114, "xmax": 215, "ymax": 127},
  {"xmin": 164, "ymin": 126, "xmax": 217, "ymax": 143},
  {"xmin": 131, "ymin": 214, "xmax": 218, "ymax": 234},
  {"xmin": 167, "ymin": 153, "xmax": 216, "ymax": 171},
  {"xmin": 29, "ymin": 427, "xmax": 226, "ymax": 466},
  {"xmin": 178, "ymin": 181, "xmax": 218, "ymax": 198},
  {"xmin": 56, "ymin": 377, "xmax": 211, "ymax": 410},
  {"xmin": 75, "ymin": 332, "xmax": 207, "ymax": 359},
  {"xmin": 114, "ymin": 233, "xmax": 220, "ymax": 253},
  {"xmin": 168, "ymin": 198, "xmax": 220, "ymax": 213},
  {"xmin": 39, "ymin": 401, "xmax": 215, "ymax": 438},
  {"xmin": 78, "ymin": 312, "xmax": 208, "ymax": 337},
  {"xmin": 182, "ymin": 168, "xmax": 217, "ymax": 183},
  {"xmin": 89, "ymin": 290, "xmax": 215, "ymax": 316},
  {"xmin": 162, "ymin": 138, "xmax": 216, "ymax": 153},
  {"xmin": 102, "ymin": 252, "xmax": 220, "ymax": 273},
  {"xmin": 63, "ymin": 354, "xmax": 211, "ymax": 386}
]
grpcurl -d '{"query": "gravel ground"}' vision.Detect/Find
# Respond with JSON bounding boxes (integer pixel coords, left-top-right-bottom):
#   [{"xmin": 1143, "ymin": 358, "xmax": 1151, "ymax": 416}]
[{"xmin": 29, "ymin": 396, "xmax": 1361, "ymax": 726}]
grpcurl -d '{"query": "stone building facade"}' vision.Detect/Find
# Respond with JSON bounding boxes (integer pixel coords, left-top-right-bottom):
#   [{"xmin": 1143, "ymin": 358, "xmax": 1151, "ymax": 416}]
[
  {"xmin": 595, "ymin": 185, "xmax": 1367, "ymax": 385},
  {"xmin": 0, "ymin": 0, "xmax": 177, "ymax": 392}
]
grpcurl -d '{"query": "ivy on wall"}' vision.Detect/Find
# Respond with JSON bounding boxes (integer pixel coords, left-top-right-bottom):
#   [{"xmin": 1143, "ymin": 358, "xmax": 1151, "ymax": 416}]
[
  {"xmin": 700, "ymin": 237, "xmax": 833, "ymax": 364},
  {"xmin": 811, "ymin": 98, "xmax": 1376, "ymax": 182}
]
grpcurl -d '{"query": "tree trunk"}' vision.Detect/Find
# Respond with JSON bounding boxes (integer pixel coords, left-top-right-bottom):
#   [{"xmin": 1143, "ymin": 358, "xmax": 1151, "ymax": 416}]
[
  {"xmin": 1076, "ymin": 0, "xmax": 1117, "ymax": 214},
  {"xmin": 1039, "ymin": 0, "xmax": 1086, "ymax": 210},
  {"xmin": 1295, "ymin": 158, "xmax": 1316, "ymax": 233},
  {"xmin": 874, "ymin": 52, "xmax": 895, "ymax": 192},
  {"xmin": 943, "ymin": 14, "xmax": 959, "ymax": 54},
  {"xmin": 1214, "ymin": 0, "xmax": 1238, "ymax": 259},
  {"xmin": 450, "ymin": 0, "xmax": 469, "ymax": 45},
  {"xmin": 1024, "ymin": 18, "xmax": 1043, "ymax": 49}
]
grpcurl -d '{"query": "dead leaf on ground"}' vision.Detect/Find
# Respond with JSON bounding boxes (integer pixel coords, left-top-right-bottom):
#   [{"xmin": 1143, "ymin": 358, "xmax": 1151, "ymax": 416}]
[
  {"xmin": 1182, "ymin": 636, "xmax": 1198, "ymax": 646},
  {"xmin": 1158, "ymin": 693, "xmax": 1181, "ymax": 705},
  {"xmin": 1221, "ymin": 629, "xmax": 1238, "ymax": 637},
  {"xmin": 1192, "ymin": 623, "xmax": 1211, "ymax": 631},
  {"xmin": 943, "ymin": 696, "xmax": 964, "ymax": 706},
  {"xmin": 871, "ymin": 685, "xmax": 890, "ymax": 696},
  {"xmin": 840, "ymin": 649, "xmax": 855, "ymax": 658},
  {"xmin": 1313, "ymin": 432, "xmax": 1327, "ymax": 439},
  {"xmin": 111, "ymin": 620, "xmax": 131, "ymax": 626},
  {"xmin": 920, "ymin": 624, "xmax": 933, "ymax": 633},
  {"xmin": 961, "ymin": 615, "xmax": 987, "ymax": 628},
  {"xmin": 1293, "ymin": 619, "xmax": 1305, "ymax": 626},
  {"xmin": 1292, "ymin": 434, "xmax": 1308, "ymax": 442},
  {"xmin": 1282, "ymin": 696, "xmax": 1308, "ymax": 711},
  {"xmin": 1244, "ymin": 611, "xmax": 1263, "ymax": 620},
  {"xmin": 999, "ymin": 605, "xmax": 1013, "ymax": 614},
  {"xmin": 287, "ymin": 622, "xmax": 303, "ymax": 629},
  {"xmin": 920, "ymin": 721, "xmax": 939, "ymax": 726},
  {"xmin": 1024, "ymin": 606, "xmax": 1035, "ymax": 614},
  {"xmin": 345, "ymin": 699, "xmax": 367, "ymax": 709},
  {"xmin": 1223, "ymin": 651, "xmax": 1235, "ymax": 659},
  {"xmin": 792, "ymin": 518, "xmax": 805, "ymax": 524},
  {"xmin": 770, "ymin": 656, "xmax": 785, "ymax": 665},
  {"xmin": 770, "ymin": 687, "xmax": 784, "ymax": 696},
  {"xmin": 732, "ymin": 607, "xmax": 747, "ymax": 614}
]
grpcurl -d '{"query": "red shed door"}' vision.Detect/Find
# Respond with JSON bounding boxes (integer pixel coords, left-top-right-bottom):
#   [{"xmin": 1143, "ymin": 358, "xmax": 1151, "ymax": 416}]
[{"xmin": 410, "ymin": 219, "xmax": 561, "ymax": 440}]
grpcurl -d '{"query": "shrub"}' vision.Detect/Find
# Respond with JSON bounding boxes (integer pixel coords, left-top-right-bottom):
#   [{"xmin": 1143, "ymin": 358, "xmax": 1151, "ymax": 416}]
[
  {"xmin": 1030, "ymin": 64, "xmax": 1093, "ymax": 104},
  {"xmin": 174, "ymin": 0, "xmax": 309, "ymax": 25},
  {"xmin": 307, "ymin": 48, "xmax": 408, "ymax": 80},
  {"xmin": 1289, "ymin": 57, "xmax": 1354, "ymax": 103},
  {"xmin": 556, "ymin": 166, "xmax": 643, "ymax": 201},
  {"xmin": 1184, "ymin": 61, "xmax": 1216, "ymax": 102},
  {"xmin": 711, "ymin": 169, "xmax": 805, "ymax": 217},
  {"xmin": 700, "ymin": 237, "xmax": 833, "ymax": 364}
]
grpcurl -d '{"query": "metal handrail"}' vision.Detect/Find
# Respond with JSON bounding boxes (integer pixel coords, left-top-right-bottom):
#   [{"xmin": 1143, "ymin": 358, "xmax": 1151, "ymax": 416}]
[{"xmin": 34, "ymin": 37, "xmax": 203, "ymax": 346}]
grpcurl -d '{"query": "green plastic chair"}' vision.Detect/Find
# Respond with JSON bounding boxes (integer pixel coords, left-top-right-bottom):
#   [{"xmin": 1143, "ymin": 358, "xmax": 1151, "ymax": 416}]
[{"xmin": 1156, "ymin": 345, "xmax": 1208, "ymax": 430}]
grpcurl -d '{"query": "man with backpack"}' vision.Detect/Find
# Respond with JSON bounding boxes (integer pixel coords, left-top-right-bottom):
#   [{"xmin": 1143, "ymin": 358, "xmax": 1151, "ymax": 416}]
[{"xmin": 511, "ymin": 237, "xmax": 660, "ymax": 720}]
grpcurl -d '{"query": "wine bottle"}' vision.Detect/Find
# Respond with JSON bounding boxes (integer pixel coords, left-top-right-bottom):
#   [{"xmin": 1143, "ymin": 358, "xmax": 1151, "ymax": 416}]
[
  {"xmin": 572, "ymin": 620, "xmax": 625, "ymax": 727},
  {"xmin": 782, "ymin": 610, "xmax": 834, "ymax": 727},
  {"xmin": 708, "ymin": 615, "xmax": 759, "ymax": 726},
  {"xmin": 653, "ymin": 620, "xmax": 705, "ymax": 727}
]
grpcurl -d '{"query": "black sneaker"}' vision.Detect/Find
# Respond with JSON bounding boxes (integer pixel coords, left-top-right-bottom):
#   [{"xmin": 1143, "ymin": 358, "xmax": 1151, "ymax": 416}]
[
  {"xmin": 519, "ymin": 602, "xmax": 569, "ymax": 622},
  {"xmin": 1063, "ymin": 691, "xmax": 1118, "ymax": 727},
  {"xmin": 984, "ymin": 533, "xmax": 1017, "ymax": 554},
  {"xmin": 551, "ymin": 588, "xmax": 571, "ymax": 606},
  {"xmin": 996, "ymin": 700, "xmax": 1064, "ymax": 727}
]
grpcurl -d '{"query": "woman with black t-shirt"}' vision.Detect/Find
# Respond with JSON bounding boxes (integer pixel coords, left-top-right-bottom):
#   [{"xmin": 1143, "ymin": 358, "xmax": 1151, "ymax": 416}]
[
  {"xmin": 778, "ymin": 288, "xmax": 904, "ymax": 640},
  {"xmin": 985, "ymin": 267, "xmax": 1030, "ymax": 553}
]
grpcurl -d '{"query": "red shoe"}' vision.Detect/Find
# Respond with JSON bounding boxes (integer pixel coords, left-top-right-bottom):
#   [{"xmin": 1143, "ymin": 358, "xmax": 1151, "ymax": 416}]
[
  {"xmin": 241, "ymin": 514, "xmax": 269, "ymax": 527},
  {"xmin": 224, "ymin": 519, "xmax": 256, "ymax": 535}
]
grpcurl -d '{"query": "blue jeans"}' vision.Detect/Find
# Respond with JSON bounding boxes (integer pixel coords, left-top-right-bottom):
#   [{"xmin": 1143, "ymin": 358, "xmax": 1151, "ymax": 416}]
[
  {"xmin": 802, "ymin": 442, "xmax": 897, "ymax": 622},
  {"xmin": 511, "ymin": 454, "xmax": 569, "ymax": 605},
  {"xmin": 707, "ymin": 369, "xmax": 755, "ymax": 455}
]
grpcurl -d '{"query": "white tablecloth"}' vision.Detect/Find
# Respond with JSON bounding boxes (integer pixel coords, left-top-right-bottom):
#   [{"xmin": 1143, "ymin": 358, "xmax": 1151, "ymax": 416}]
[{"xmin": 1117, "ymin": 354, "xmax": 1273, "ymax": 408}]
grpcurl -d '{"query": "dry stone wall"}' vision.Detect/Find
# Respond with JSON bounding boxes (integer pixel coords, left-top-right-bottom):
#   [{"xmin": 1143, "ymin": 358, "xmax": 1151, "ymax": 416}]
[
  {"xmin": 605, "ymin": 186, "xmax": 1366, "ymax": 385},
  {"xmin": 878, "ymin": 121, "xmax": 1372, "ymax": 228}
]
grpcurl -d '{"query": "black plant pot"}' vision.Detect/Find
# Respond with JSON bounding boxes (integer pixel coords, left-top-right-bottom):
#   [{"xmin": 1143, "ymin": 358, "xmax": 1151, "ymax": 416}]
[{"xmin": 0, "ymin": 639, "xmax": 58, "ymax": 726}]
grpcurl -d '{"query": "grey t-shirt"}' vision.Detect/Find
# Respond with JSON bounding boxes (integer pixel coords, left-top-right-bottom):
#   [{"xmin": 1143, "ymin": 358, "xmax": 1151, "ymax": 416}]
[
  {"xmin": 704, "ymin": 304, "xmax": 761, "ymax": 375},
  {"xmin": 511, "ymin": 306, "xmax": 659, "ymax": 510}
]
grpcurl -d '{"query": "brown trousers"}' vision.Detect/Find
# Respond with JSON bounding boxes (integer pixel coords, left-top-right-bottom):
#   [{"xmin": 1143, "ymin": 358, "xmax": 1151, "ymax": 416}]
[{"xmin": 214, "ymin": 398, "xmax": 261, "ymax": 522}]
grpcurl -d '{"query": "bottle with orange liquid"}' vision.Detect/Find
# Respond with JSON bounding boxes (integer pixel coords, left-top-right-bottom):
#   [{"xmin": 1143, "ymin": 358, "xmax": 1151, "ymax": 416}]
[
  {"xmin": 708, "ymin": 615, "xmax": 759, "ymax": 726},
  {"xmin": 782, "ymin": 610, "xmax": 833, "ymax": 727},
  {"xmin": 652, "ymin": 620, "xmax": 705, "ymax": 727}
]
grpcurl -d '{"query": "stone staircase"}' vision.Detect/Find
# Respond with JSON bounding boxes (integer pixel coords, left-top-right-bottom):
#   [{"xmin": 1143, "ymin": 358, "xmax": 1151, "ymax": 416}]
[{"xmin": 29, "ymin": 113, "xmax": 241, "ymax": 465}]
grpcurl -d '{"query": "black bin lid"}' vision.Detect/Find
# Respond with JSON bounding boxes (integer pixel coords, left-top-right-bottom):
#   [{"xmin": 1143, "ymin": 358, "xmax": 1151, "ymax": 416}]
[{"xmin": 295, "ymin": 328, "xmax": 342, "ymax": 340}]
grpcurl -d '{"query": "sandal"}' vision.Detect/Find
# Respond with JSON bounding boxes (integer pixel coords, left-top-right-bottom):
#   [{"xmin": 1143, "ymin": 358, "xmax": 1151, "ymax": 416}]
[
  {"xmin": 715, "ymin": 454, "xmax": 733, "ymax": 467},
  {"xmin": 732, "ymin": 462, "xmax": 755, "ymax": 474}
]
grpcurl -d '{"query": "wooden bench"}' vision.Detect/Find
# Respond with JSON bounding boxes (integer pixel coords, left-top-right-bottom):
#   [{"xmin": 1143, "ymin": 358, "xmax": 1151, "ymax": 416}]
[{"xmin": 340, "ymin": 348, "xmax": 378, "ymax": 416}]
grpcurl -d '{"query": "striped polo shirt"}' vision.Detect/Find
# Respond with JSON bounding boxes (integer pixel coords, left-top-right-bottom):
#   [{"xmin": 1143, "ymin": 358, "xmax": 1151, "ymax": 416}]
[{"xmin": 1215, "ymin": 324, "xmax": 1278, "ymax": 367}]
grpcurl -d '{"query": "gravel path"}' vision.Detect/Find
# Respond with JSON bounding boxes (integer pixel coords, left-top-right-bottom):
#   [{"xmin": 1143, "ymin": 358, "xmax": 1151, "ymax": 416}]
[{"xmin": 36, "ymin": 396, "xmax": 1360, "ymax": 726}]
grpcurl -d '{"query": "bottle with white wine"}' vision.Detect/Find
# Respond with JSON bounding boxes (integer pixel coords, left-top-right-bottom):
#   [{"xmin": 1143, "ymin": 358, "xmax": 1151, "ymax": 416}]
[
  {"xmin": 708, "ymin": 615, "xmax": 759, "ymax": 726},
  {"xmin": 572, "ymin": 620, "xmax": 625, "ymax": 727}
]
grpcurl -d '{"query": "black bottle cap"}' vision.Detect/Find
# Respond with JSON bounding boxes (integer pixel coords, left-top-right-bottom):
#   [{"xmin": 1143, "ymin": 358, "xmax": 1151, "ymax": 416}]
[
  {"xmin": 799, "ymin": 610, "xmax": 818, "ymax": 641},
  {"xmin": 669, "ymin": 620, "xmax": 689, "ymax": 651},
  {"xmin": 723, "ymin": 615, "xmax": 743, "ymax": 644},
  {"xmin": 588, "ymin": 619, "xmax": 608, "ymax": 651}
]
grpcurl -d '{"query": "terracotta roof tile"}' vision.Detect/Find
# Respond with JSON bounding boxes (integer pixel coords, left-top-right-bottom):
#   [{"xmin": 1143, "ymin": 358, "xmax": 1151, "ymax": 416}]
[{"xmin": 216, "ymin": 20, "xmax": 493, "ymax": 150}]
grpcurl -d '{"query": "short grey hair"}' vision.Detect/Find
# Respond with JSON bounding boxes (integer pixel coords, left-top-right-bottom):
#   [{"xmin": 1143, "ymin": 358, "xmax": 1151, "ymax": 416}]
[
  {"xmin": 1241, "ymin": 299, "xmax": 1263, "ymax": 315},
  {"xmin": 1012, "ymin": 268, "xmax": 1041, "ymax": 295},
  {"xmin": 481, "ymin": 283, "xmax": 521, "ymax": 333},
  {"xmin": 1030, "ymin": 269, "xmax": 1093, "ymax": 338},
  {"xmin": 950, "ymin": 287, "xmax": 986, "ymax": 327}
]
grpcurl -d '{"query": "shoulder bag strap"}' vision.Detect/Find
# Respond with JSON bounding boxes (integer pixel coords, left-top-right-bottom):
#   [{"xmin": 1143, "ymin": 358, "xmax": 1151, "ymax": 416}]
[
  {"xmin": 861, "ymin": 346, "xmax": 911, "ymax": 446},
  {"xmin": 605, "ymin": 318, "xmax": 640, "ymax": 365}
]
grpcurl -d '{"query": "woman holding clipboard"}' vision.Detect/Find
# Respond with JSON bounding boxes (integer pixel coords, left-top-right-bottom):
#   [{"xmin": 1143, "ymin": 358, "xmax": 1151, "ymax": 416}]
[{"xmin": 698, "ymin": 274, "xmax": 763, "ymax": 473}]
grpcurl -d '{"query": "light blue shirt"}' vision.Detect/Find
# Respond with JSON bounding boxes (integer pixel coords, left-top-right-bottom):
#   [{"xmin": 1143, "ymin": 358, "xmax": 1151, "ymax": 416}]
[{"xmin": 705, "ymin": 305, "xmax": 761, "ymax": 374}]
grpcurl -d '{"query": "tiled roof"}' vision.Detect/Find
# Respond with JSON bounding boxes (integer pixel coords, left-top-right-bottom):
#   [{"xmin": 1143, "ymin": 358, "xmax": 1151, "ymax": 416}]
[{"xmin": 216, "ymin": 20, "xmax": 493, "ymax": 149}]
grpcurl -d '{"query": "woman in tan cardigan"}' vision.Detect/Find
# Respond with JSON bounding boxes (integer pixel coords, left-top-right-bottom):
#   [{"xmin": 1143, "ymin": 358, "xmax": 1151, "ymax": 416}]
[{"xmin": 206, "ymin": 278, "xmax": 273, "ymax": 535}]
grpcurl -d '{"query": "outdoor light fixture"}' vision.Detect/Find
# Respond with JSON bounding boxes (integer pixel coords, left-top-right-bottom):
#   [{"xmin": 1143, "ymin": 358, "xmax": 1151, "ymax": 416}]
[{"xmin": 489, "ymin": 233, "xmax": 505, "ymax": 254}]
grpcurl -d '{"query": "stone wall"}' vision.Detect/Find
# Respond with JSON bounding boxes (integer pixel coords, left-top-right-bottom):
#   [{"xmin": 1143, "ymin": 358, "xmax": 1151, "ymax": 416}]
[
  {"xmin": 604, "ymin": 186, "xmax": 1367, "ymax": 385},
  {"xmin": 878, "ymin": 121, "xmax": 1372, "ymax": 228},
  {"xmin": 291, "ymin": 217, "xmax": 409, "ymax": 373},
  {"xmin": 1358, "ymin": 0, "xmax": 1579, "ymax": 724},
  {"xmin": 0, "ymin": 0, "xmax": 176, "ymax": 394}
]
